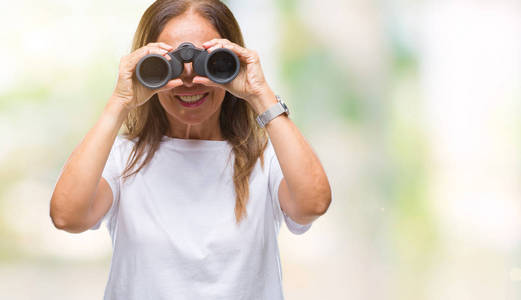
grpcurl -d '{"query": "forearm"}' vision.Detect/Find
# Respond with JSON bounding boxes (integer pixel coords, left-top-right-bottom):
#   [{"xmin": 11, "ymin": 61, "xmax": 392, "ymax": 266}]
[
  {"xmin": 251, "ymin": 88, "xmax": 332, "ymax": 215},
  {"xmin": 50, "ymin": 97, "xmax": 129, "ymax": 227}
]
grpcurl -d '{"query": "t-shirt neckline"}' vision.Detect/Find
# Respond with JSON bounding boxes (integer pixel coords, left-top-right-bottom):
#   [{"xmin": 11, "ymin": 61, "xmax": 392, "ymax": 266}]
[{"xmin": 160, "ymin": 135, "xmax": 231, "ymax": 150}]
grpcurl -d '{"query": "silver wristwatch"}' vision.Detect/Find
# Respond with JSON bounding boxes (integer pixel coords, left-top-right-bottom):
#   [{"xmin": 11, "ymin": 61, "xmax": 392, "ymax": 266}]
[{"xmin": 256, "ymin": 95, "xmax": 290, "ymax": 128}]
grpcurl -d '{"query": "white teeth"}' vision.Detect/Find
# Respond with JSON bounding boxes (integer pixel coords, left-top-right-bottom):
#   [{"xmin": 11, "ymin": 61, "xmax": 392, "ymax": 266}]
[{"xmin": 178, "ymin": 94, "xmax": 205, "ymax": 102}]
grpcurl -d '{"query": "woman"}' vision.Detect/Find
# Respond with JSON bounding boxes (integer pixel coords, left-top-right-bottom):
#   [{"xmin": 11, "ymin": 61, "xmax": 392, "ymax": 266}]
[{"xmin": 50, "ymin": 0, "xmax": 331, "ymax": 299}]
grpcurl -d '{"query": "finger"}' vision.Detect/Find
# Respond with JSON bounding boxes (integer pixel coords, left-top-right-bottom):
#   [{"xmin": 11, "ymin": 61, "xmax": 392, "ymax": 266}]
[
  {"xmin": 205, "ymin": 38, "xmax": 247, "ymax": 55},
  {"xmin": 202, "ymin": 38, "xmax": 230, "ymax": 48},
  {"xmin": 192, "ymin": 76, "xmax": 225, "ymax": 88},
  {"xmin": 205, "ymin": 40, "xmax": 225, "ymax": 53},
  {"xmin": 147, "ymin": 42, "xmax": 174, "ymax": 51},
  {"xmin": 135, "ymin": 46, "xmax": 168, "ymax": 61},
  {"xmin": 205, "ymin": 39, "xmax": 256, "ymax": 64},
  {"xmin": 145, "ymin": 45, "xmax": 173, "ymax": 61},
  {"xmin": 222, "ymin": 43, "xmax": 257, "ymax": 63},
  {"xmin": 206, "ymin": 45, "xmax": 222, "ymax": 53},
  {"xmin": 124, "ymin": 47, "xmax": 169, "ymax": 72},
  {"xmin": 155, "ymin": 78, "xmax": 184, "ymax": 92},
  {"xmin": 202, "ymin": 38, "xmax": 221, "ymax": 48}
]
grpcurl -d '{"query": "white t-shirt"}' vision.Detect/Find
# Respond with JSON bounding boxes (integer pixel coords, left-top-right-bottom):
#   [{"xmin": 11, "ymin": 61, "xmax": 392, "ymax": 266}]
[{"xmin": 90, "ymin": 135, "xmax": 312, "ymax": 300}]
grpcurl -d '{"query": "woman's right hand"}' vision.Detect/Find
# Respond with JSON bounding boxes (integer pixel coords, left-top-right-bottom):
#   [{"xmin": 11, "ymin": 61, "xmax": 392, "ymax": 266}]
[{"xmin": 111, "ymin": 42, "xmax": 183, "ymax": 110}]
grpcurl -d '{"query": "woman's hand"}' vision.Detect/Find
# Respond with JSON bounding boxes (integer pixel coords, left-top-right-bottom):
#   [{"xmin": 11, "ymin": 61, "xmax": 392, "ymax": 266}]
[
  {"xmin": 193, "ymin": 38, "xmax": 275, "ymax": 112},
  {"xmin": 111, "ymin": 42, "xmax": 184, "ymax": 111}
]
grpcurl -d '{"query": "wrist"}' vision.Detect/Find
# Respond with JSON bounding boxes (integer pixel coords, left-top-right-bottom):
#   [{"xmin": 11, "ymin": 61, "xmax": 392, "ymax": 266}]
[
  {"xmin": 104, "ymin": 96, "xmax": 131, "ymax": 124},
  {"xmin": 249, "ymin": 86, "xmax": 277, "ymax": 115}
]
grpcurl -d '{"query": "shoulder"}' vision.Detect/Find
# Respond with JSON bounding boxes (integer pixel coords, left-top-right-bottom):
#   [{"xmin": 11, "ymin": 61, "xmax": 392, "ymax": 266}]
[
  {"xmin": 115, "ymin": 134, "xmax": 137, "ymax": 146},
  {"xmin": 111, "ymin": 135, "xmax": 137, "ymax": 156}
]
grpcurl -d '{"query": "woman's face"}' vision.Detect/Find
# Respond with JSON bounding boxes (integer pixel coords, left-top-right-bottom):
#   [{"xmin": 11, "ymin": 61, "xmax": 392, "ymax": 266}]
[{"xmin": 156, "ymin": 12, "xmax": 226, "ymax": 137}]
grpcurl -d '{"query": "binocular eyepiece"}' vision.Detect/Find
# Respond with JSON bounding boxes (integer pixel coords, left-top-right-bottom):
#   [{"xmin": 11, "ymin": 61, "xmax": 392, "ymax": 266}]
[{"xmin": 136, "ymin": 42, "xmax": 240, "ymax": 89}]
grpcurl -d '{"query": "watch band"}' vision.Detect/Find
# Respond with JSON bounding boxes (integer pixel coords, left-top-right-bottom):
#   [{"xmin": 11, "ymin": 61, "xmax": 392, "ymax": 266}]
[{"xmin": 256, "ymin": 95, "xmax": 290, "ymax": 128}]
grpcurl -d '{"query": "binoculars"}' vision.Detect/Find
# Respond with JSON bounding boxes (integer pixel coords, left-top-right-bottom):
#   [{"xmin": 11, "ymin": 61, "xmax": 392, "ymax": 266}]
[{"xmin": 136, "ymin": 42, "xmax": 240, "ymax": 89}]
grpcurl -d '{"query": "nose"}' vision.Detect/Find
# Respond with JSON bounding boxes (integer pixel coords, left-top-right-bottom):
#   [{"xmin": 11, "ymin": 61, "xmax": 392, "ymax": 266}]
[{"xmin": 179, "ymin": 62, "xmax": 195, "ymax": 87}]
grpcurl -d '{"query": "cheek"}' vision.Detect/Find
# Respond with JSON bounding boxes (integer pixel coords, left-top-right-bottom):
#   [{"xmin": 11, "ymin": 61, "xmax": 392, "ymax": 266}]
[
  {"xmin": 212, "ymin": 88, "xmax": 226, "ymax": 104},
  {"xmin": 157, "ymin": 92, "xmax": 174, "ymax": 111}
]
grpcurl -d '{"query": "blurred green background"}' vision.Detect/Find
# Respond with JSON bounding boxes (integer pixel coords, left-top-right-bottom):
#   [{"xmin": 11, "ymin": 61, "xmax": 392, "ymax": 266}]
[{"xmin": 1, "ymin": 0, "xmax": 521, "ymax": 299}]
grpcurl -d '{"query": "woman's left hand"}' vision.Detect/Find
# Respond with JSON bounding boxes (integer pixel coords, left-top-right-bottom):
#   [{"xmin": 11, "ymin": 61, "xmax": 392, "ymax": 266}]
[{"xmin": 193, "ymin": 38, "xmax": 274, "ymax": 110}]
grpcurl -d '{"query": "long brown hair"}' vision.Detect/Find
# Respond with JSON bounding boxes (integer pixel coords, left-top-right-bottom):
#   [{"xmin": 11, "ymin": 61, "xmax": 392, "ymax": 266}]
[{"xmin": 120, "ymin": 0, "xmax": 269, "ymax": 224}]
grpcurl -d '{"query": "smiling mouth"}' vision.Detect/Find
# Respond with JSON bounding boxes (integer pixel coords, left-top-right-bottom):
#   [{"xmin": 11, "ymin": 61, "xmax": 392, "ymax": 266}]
[
  {"xmin": 174, "ymin": 92, "xmax": 209, "ymax": 108},
  {"xmin": 175, "ymin": 92, "xmax": 209, "ymax": 103}
]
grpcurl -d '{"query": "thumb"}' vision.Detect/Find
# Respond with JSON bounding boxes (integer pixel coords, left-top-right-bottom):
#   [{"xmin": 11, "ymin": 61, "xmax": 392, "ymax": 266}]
[
  {"xmin": 192, "ymin": 76, "xmax": 223, "ymax": 88},
  {"xmin": 156, "ymin": 78, "xmax": 184, "ymax": 92}
]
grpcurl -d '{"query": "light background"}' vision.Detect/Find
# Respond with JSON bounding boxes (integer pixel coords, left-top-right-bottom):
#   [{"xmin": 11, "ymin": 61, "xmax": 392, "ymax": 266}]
[{"xmin": 1, "ymin": 0, "xmax": 521, "ymax": 299}]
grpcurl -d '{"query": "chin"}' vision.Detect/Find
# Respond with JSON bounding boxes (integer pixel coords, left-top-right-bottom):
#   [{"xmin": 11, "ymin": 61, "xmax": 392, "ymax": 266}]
[{"xmin": 158, "ymin": 89, "xmax": 225, "ymax": 125}]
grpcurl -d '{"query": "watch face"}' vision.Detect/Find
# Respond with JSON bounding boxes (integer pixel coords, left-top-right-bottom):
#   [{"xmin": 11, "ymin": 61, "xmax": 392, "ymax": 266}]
[{"xmin": 280, "ymin": 101, "xmax": 289, "ymax": 114}]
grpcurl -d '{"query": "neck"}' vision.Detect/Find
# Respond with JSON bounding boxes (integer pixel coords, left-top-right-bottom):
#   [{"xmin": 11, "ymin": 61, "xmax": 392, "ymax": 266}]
[{"xmin": 166, "ymin": 113, "xmax": 224, "ymax": 141}]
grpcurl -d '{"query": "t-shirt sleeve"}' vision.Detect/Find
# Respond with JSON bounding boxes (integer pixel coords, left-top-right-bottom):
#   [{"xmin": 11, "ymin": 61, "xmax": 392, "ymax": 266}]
[
  {"xmin": 89, "ymin": 136, "xmax": 122, "ymax": 231},
  {"xmin": 267, "ymin": 140, "xmax": 313, "ymax": 235}
]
